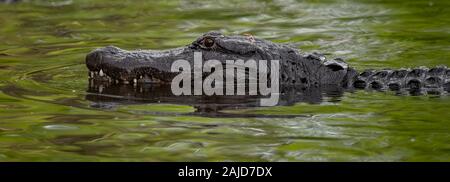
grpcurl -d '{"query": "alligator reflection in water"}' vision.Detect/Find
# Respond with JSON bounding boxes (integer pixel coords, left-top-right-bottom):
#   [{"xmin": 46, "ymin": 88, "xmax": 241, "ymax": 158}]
[{"xmin": 86, "ymin": 80, "xmax": 345, "ymax": 116}]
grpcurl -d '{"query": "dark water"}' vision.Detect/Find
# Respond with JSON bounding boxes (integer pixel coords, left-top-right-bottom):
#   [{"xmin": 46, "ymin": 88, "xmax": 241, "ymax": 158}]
[{"xmin": 0, "ymin": 0, "xmax": 449, "ymax": 161}]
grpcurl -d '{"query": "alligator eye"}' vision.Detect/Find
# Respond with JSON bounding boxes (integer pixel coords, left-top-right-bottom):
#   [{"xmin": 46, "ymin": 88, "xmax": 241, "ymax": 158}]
[{"xmin": 202, "ymin": 37, "xmax": 215, "ymax": 48}]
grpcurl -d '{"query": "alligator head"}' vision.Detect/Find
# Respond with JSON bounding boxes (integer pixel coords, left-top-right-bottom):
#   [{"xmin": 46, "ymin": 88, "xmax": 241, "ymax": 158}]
[
  {"xmin": 87, "ymin": 32, "xmax": 267, "ymax": 84},
  {"xmin": 86, "ymin": 31, "xmax": 353, "ymax": 86}
]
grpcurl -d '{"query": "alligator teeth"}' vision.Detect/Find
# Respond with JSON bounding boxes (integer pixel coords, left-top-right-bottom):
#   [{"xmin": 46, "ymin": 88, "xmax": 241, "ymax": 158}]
[
  {"xmin": 99, "ymin": 69, "xmax": 104, "ymax": 77},
  {"xmin": 98, "ymin": 85, "xmax": 104, "ymax": 93},
  {"xmin": 90, "ymin": 71, "xmax": 94, "ymax": 78},
  {"xmin": 133, "ymin": 78, "xmax": 137, "ymax": 84}
]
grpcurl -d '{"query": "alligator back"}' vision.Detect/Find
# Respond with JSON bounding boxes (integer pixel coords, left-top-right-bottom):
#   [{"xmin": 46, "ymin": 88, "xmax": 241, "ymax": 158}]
[{"xmin": 350, "ymin": 66, "xmax": 449, "ymax": 94}]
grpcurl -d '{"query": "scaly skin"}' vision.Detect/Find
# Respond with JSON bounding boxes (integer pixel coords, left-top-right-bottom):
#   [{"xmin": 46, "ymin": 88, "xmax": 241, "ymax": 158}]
[{"xmin": 86, "ymin": 31, "xmax": 450, "ymax": 94}]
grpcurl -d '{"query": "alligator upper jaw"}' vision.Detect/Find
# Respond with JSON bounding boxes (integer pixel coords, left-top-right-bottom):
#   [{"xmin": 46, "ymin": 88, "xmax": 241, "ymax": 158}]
[{"xmin": 86, "ymin": 46, "xmax": 178, "ymax": 84}]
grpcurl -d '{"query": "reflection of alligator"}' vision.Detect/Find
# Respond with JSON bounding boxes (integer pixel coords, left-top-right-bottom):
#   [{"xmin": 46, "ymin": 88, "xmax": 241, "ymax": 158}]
[
  {"xmin": 86, "ymin": 31, "xmax": 450, "ymax": 99},
  {"xmin": 86, "ymin": 79, "xmax": 343, "ymax": 114}
]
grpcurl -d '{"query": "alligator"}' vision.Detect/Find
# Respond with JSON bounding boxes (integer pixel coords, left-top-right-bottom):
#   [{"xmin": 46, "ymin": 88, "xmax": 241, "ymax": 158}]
[{"xmin": 86, "ymin": 31, "xmax": 450, "ymax": 98}]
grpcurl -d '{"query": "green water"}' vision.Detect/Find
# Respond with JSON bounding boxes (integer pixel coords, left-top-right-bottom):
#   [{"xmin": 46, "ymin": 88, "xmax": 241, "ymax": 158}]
[{"xmin": 0, "ymin": 0, "xmax": 449, "ymax": 161}]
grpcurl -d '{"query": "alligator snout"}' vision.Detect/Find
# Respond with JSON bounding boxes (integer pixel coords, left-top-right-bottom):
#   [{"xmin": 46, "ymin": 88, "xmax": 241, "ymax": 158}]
[
  {"xmin": 86, "ymin": 46, "xmax": 123, "ymax": 71},
  {"xmin": 86, "ymin": 46, "xmax": 180, "ymax": 84},
  {"xmin": 85, "ymin": 49, "xmax": 103, "ymax": 71},
  {"xmin": 85, "ymin": 46, "xmax": 123, "ymax": 83}
]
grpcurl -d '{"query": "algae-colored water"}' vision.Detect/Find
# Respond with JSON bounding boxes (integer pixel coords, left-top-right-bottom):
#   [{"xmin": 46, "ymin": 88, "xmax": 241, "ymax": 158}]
[{"xmin": 0, "ymin": 0, "xmax": 449, "ymax": 161}]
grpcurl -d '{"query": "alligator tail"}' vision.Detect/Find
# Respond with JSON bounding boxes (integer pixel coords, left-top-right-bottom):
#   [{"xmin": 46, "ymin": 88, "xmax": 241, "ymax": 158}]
[{"xmin": 350, "ymin": 66, "xmax": 450, "ymax": 94}]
